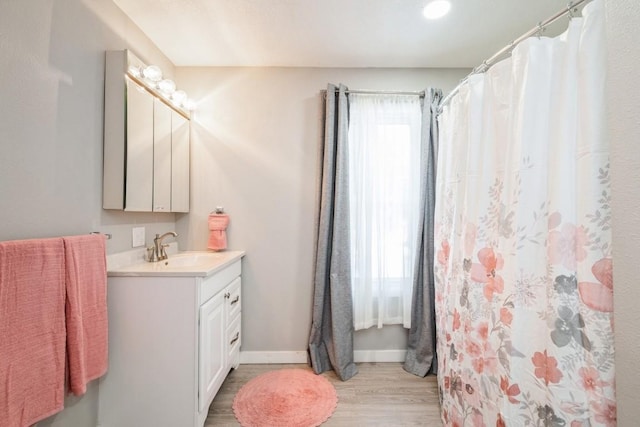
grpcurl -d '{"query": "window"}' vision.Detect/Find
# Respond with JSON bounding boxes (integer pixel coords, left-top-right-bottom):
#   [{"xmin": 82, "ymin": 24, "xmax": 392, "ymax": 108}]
[{"xmin": 348, "ymin": 94, "xmax": 422, "ymax": 330}]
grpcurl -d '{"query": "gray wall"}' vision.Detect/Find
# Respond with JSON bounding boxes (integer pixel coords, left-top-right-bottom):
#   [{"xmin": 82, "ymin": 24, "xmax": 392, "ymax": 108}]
[
  {"xmin": 0, "ymin": 0, "xmax": 180, "ymax": 425},
  {"xmin": 606, "ymin": 0, "xmax": 640, "ymax": 424},
  {"xmin": 0, "ymin": 0, "xmax": 180, "ymax": 257},
  {"xmin": 174, "ymin": 67, "xmax": 469, "ymax": 355}
]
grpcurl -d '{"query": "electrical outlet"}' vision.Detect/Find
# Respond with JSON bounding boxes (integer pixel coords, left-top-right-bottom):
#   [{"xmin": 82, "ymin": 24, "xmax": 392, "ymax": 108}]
[{"xmin": 132, "ymin": 227, "xmax": 145, "ymax": 248}]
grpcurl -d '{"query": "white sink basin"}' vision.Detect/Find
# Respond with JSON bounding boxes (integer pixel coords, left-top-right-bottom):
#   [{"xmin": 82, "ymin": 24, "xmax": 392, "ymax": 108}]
[
  {"xmin": 160, "ymin": 252, "xmax": 222, "ymax": 268},
  {"xmin": 108, "ymin": 250, "xmax": 245, "ymax": 277}
]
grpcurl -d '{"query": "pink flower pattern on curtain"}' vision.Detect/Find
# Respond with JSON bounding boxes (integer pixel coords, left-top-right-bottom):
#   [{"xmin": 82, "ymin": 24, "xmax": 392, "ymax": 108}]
[{"xmin": 434, "ymin": 1, "xmax": 615, "ymax": 425}]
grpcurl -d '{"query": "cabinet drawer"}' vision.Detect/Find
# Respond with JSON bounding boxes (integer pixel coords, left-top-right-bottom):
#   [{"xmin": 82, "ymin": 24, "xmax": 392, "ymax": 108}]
[
  {"xmin": 227, "ymin": 315, "xmax": 241, "ymax": 357},
  {"xmin": 200, "ymin": 260, "xmax": 241, "ymax": 304},
  {"xmin": 226, "ymin": 277, "xmax": 241, "ymax": 321}
]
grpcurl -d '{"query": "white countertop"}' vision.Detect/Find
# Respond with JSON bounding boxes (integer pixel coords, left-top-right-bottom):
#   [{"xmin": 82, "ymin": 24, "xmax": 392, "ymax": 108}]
[{"xmin": 107, "ymin": 250, "xmax": 245, "ymax": 277}]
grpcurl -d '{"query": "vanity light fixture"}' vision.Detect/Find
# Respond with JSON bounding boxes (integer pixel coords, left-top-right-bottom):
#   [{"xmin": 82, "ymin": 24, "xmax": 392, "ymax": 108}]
[
  {"xmin": 126, "ymin": 63, "xmax": 195, "ymax": 112},
  {"xmin": 142, "ymin": 65, "xmax": 162, "ymax": 82},
  {"xmin": 171, "ymin": 90, "xmax": 187, "ymax": 106},
  {"xmin": 423, "ymin": 0, "xmax": 451, "ymax": 20},
  {"xmin": 157, "ymin": 79, "xmax": 176, "ymax": 95},
  {"xmin": 127, "ymin": 65, "xmax": 142, "ymax": 78}
]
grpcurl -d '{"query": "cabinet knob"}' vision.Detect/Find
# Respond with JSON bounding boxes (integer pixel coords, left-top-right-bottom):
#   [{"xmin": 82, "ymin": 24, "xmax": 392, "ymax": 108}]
[
  {"xmin": 230, "ymin": 295, "xmax": 240, "ymax": 306},
  {"xmin": 224, "ymin": 292, "xmax": 230, "ymax": 299}
]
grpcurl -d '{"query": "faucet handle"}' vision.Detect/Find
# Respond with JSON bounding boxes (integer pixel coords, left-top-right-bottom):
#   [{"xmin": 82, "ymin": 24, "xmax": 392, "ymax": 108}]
[
  {"xmin": 160, "ymin": 243, "xmax": 170, "ymax": 260},
  {"xmin": 146, "ymin": 246, "xmax": 156, "ymax": 262}
]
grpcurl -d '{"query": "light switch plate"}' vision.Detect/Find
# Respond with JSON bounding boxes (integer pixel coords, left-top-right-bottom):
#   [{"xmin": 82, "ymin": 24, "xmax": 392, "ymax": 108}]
[{"xmin": 132, "ymin": 227, "xmax": 145, "ymax": 247}]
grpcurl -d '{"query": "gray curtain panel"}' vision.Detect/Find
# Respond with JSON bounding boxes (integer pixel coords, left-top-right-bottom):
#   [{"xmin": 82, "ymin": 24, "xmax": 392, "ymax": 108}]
[
  {"xmin": 308, "ymin": 84, "xmax": 358, "ymax": 381},
  {"xmin": 404, "ymin": 88, "xmax": 442, "ymax": 377}
]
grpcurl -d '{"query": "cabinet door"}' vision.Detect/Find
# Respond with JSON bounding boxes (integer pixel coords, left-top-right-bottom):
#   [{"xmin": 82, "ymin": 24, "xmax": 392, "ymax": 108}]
[
  {"xmin": 171, "ymin": 111, "xmax": 190, "ymax": 212},
  {"xmin": 125, "ymin": 78, "xmax": 153, "ymax": 211},
  {"xmin": 198, "ymin": 291, "xmax": 226, "ymax": 412},
  {"xmin": 153, "ymin": 99, "xmax": 172, "ymax": 212}
]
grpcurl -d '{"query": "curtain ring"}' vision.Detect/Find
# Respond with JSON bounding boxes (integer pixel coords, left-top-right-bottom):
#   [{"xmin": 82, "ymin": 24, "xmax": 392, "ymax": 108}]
[
  {"xmin": 537, "ymin": 22, "xmax": 544, "ymax": 39},
  {"xmin": 567, "ymin": 2, "xmax": 575, "ymax": 19},
  {"xmin": 474, "ymin": 60, "xmax": 488, "ymax": 74}
]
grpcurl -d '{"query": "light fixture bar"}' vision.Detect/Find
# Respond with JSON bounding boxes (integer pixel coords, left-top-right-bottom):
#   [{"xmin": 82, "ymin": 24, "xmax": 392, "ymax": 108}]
[{"xmin": 123, "ymin": 50, "xmax": 194, "ymax": 118}]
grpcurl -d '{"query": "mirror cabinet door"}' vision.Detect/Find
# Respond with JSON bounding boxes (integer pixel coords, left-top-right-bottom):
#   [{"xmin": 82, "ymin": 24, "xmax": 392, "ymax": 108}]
[
  {"xmin": 125, "ymin": 78, "xmax": 154, "ymax": 212},
  {"xmin": 153, "ymin": 99, "xmax": 172, "ymax": 212},
  {"xmin": 171, "ymin": 111, "xmax": 190, "ymax": 213}
]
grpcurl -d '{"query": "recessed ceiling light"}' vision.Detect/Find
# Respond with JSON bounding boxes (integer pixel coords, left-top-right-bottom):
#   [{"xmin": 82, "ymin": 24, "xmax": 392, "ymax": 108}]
[{"xmin": 423, "ymin": 0, "xmax": 451, "ymax": 20}]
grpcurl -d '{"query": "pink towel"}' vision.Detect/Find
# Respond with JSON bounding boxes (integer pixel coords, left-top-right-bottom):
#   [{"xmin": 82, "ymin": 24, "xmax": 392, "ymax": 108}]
[
  {"xmin": 208, "ymin": 213, "xmax": 230, "ymax": 251},
  {"xmin": 63, "ymin": 234, "xmax": 108, "ymax": 396},
  {"xmin": 0, "ymin": 238, "xmax": 66, "ymax": 427}
]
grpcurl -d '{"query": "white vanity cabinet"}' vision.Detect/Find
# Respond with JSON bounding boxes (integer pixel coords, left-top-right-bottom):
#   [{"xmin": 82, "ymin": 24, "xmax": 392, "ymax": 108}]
[
  {"xmin": 99, "ymin": 253, "xmax": 243, "ymax": 427},
  {"xmin": 198, "ymin": 276, "xmax": 241, "ymax": 411}
]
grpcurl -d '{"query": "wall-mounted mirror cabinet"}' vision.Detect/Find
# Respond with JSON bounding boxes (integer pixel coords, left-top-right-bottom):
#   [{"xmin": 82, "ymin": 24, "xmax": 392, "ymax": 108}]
[{"xmin": 103, "ymin": 50, "xmax": 190, "ymax": 212}]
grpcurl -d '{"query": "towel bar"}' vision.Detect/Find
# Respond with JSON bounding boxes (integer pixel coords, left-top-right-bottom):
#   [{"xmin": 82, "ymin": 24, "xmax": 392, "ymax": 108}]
[{"xmin": 90, "ymin": 232, "xmax": 112, "ymax": 240}]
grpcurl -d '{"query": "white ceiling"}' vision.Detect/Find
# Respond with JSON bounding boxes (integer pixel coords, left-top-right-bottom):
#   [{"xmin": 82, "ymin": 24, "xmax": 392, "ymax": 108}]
[{"xmin": 113, "ymin": 0, "xmax": 577, "ymax": 68}]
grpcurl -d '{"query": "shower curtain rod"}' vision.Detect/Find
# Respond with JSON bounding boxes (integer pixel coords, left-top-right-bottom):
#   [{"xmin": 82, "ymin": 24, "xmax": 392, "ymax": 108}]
[
  {"xmin": 437, "ymin": 0, "xmax": 590, "ymax": 113},
  {"xmin": 322, "ymin": 89, "xmax": 425, "ymax": 97}
]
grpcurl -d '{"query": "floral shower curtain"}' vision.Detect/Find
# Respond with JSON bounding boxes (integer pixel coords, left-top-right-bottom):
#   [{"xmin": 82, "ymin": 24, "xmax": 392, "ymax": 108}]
[{"xmin": 435, "ymin": 1, "xmax": 615, "ymax": 425}]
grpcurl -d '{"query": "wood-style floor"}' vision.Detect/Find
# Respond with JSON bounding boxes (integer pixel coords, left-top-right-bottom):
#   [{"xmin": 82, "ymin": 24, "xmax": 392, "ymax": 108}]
[{"xmin": 205, "ymin": 363, "xmax": 442, "ymax": 426}]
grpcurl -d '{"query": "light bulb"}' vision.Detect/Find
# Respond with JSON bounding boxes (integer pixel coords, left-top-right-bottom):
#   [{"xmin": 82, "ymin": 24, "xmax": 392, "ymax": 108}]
[
  {"xmin": 172, "ymin": 90, "xmax": 187, "ymax": 106},
  {"xmin": 423, "ymin": 0, "xmax": 451, "ymax": 19},
  {"xmin": 128, "ymin": 65, "xmax": 142, "ymax": 78},
  {"xmin": 142, "ymin": 65, "xmax": 162, "ymax": 82},
  {"xmin": 158, "ymin": 79, "xmax": 176, "ymax": 95}
]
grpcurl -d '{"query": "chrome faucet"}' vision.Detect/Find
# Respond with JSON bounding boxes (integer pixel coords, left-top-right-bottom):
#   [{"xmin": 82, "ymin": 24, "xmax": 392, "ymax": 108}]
[{"xmin": 147, "ymin": 231, "xmax": 178, "ymax": 262}]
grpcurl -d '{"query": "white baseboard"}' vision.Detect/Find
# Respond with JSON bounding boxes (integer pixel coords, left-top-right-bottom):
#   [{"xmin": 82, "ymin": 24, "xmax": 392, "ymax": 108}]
[
  {"xmin": 239, "ymin": 350, "xmax": 407, "ymax": 364},
  {"xmin": 239, "ymin": 351, "xmax": 308, "ymax": 364},
  {"xmin": 354, "ymin": 349, "xmax": 407, "ymax": 363}
]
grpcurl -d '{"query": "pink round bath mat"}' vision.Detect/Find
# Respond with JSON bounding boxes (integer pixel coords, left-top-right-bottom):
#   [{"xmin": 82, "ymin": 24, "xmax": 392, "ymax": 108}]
[{"xmin": 232, "ymin": 368, "xmax": 338, "ymax": 427}]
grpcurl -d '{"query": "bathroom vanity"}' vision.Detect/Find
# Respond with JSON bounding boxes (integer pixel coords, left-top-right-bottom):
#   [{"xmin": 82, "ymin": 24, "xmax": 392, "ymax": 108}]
[{"xmin": 98, "ymin": 251, "xmax": 244, "ymax": 427}]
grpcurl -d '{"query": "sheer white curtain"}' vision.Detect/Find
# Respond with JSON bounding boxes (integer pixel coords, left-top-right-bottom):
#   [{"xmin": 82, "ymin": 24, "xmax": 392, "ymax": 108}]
[{"xmin": 348, "ymin": 94, "xmax": 422, "ymax": 330}]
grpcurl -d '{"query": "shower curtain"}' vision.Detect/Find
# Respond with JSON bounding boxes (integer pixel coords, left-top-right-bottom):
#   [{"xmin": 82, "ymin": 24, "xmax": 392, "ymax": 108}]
[{"xmin": 435, "ymin": 1, "xmax": 616, "ymax": 425}]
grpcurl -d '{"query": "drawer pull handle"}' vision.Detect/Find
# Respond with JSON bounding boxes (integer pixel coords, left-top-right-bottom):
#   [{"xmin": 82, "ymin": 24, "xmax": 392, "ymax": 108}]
[
  {"xmin": 224, "ymin": 292, "xmax": 230, "ymax": 299},
  {"xmin": 230, "ymin": 332, "xmax": 240, "ymax": 345},
  {"xmin": 230, "ymin": 295, "xmax": 240, "ymax": 305}
]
